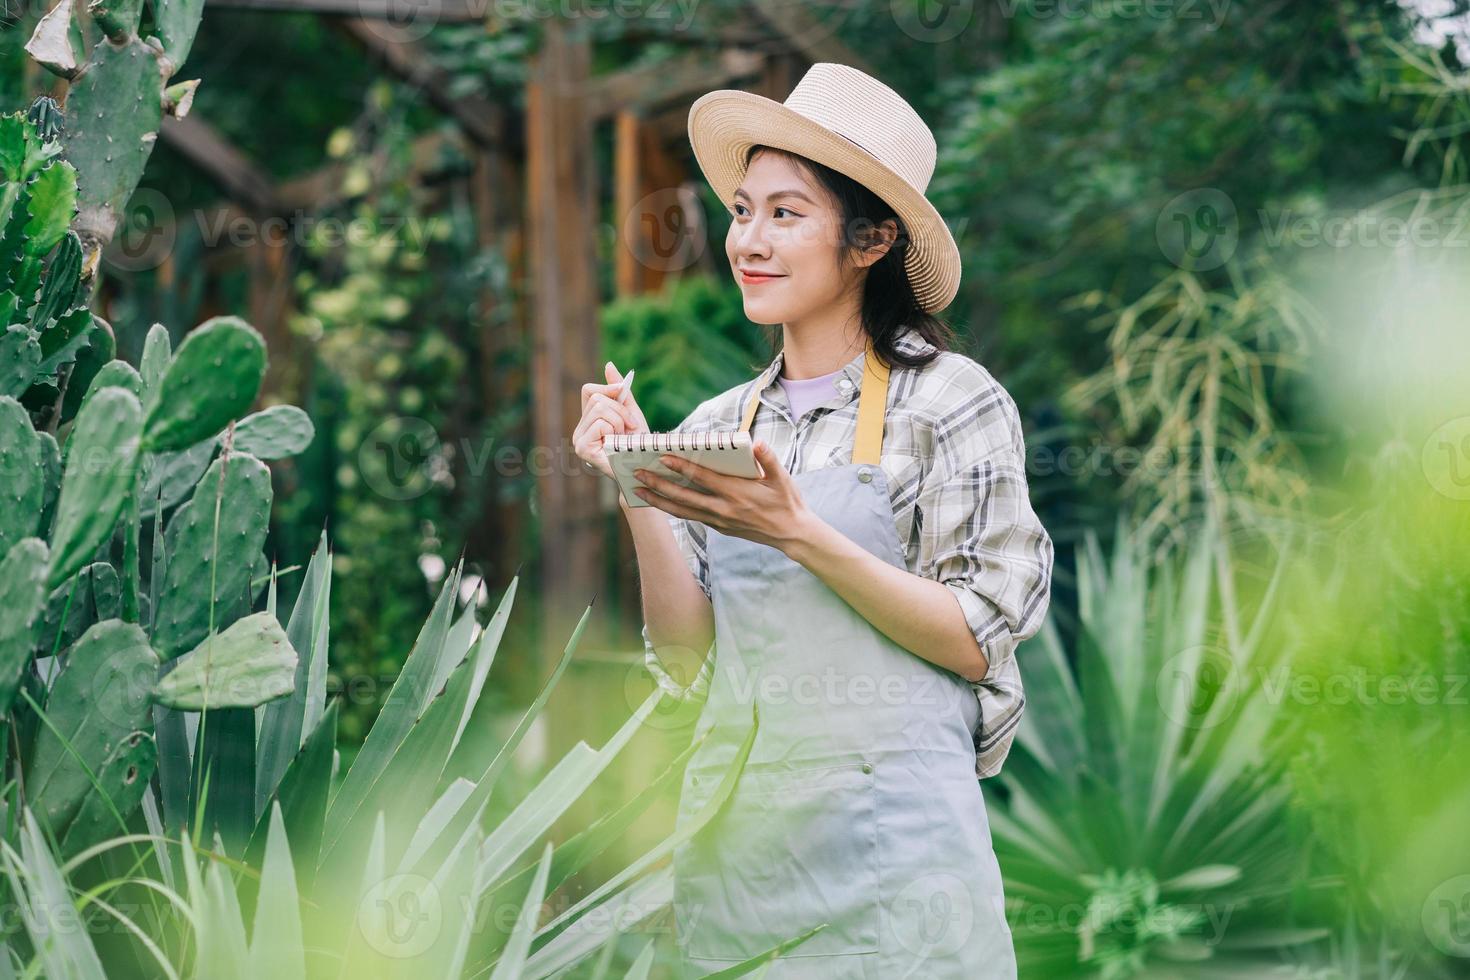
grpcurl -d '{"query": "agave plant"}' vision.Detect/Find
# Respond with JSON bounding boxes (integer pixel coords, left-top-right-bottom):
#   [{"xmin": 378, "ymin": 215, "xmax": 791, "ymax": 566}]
[{"xmin": 990, "ymin": 512, "xmax": 1330, "ymax": 978}]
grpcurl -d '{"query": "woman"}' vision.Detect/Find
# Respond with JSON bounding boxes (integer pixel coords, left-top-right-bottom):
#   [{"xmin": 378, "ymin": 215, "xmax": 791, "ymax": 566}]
[{"xmin": 573, "ymin": 63, "xmax": 1053, "ymax": 978}]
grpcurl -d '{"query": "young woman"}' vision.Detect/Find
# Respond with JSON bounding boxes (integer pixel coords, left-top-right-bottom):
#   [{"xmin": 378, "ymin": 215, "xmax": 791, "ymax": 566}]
[{"xmin": 573, "ymin": 63, "xmax": 1053, "ymax": 978}]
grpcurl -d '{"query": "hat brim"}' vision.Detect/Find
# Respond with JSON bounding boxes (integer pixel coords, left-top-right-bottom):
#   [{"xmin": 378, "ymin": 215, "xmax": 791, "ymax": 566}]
[{"xmin": 687, "ymin": 88, "xmax": 961, "ymax": 314}]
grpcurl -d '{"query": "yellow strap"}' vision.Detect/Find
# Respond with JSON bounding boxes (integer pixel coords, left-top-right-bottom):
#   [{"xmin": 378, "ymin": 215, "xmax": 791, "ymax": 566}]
[
  {"xmin": 738, "ymin": 340, "xmax": 889, "ymax": 466},
  {"xmin": 851, "ymin": 343, "xmax": 889, "ymax": 465}
]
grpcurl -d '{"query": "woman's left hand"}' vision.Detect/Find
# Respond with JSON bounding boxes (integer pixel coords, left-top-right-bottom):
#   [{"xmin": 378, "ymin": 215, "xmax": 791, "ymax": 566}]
[{"xmin": 633, "ymin": 440, "xmax": 813, "ymax": 553}]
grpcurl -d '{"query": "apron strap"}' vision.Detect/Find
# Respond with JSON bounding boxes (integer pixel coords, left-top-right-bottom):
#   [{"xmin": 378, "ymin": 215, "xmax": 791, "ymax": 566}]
[{"xmin": 738, "ymin": 340, "xmax": 890, "ymax": 466}]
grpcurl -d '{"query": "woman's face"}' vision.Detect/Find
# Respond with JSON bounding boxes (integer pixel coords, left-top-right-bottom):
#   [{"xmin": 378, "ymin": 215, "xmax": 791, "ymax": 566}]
[{"xmin": 724, "ymin": 151, "xmax": 855, "ymax": 326}]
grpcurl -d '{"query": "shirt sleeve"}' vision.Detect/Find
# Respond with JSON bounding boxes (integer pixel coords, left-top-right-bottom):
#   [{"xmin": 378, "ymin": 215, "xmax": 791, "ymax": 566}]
[
  {"xmin": 640, "ymin": 401, "xmax": 718, "ymax": 704},
  {"xmin": 914, "ymin": 384, "xmax": 1054, "ymax": 686}
]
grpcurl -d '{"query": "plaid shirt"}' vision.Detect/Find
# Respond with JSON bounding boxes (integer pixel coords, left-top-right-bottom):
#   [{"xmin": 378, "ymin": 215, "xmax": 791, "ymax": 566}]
[{"xmin": 641, "ymin": 326, "xmax": 1054, "ymax": 779}]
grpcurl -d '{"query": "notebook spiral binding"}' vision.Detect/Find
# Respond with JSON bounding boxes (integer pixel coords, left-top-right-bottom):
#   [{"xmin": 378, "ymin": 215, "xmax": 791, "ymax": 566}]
[{"xmin": 607, "ymin": 431, "xmax": 744, "ymax": 452}]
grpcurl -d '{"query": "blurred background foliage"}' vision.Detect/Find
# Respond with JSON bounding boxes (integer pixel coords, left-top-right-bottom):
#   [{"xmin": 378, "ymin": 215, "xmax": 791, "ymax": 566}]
[{"xmin": 5, "ymin": 0, "xmax": 1470, "ymax": 974}]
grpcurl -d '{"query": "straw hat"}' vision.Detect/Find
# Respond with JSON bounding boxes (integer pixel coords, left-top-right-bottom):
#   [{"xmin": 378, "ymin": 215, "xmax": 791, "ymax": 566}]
[{"xmin": 687, "ymin": 62, "xmax": 961, "ymax": 314}]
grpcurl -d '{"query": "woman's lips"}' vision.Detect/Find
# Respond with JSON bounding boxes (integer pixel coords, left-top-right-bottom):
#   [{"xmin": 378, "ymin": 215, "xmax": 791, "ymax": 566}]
[{"xmin": 740, "ymin": 272, "xmax": 784, "ymax": 285}]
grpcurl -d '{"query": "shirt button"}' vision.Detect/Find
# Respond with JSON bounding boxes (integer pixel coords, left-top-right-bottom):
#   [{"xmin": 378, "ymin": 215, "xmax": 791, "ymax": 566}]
[
  {"xmin": 857, "ymin": 468, "xmax": 873, "ymax": 483},
  {"xmin": 860, "ymin": 762, "xmax": 873, "ymax": 774},
  {"xmin": 836, "ymin": 378, "xmax": 852, "ymax": 391}
]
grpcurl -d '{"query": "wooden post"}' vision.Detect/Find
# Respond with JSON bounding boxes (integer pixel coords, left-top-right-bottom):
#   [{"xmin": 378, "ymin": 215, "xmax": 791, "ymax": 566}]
[{"xmin": 526, "ymin": 17, "xmax": 603, "ymax": 755}]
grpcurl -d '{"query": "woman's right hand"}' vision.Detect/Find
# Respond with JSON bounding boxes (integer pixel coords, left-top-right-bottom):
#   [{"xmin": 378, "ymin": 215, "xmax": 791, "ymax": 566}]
[{"xmin": 574, "ymin": 360, "xmax": 650, "ymax": 480}]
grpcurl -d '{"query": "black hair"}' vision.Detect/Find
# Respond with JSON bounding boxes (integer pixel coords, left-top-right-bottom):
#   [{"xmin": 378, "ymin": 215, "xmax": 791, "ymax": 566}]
[{"xmin": 743, "ymin": 144, "xmax": 957, "ymax": 371}]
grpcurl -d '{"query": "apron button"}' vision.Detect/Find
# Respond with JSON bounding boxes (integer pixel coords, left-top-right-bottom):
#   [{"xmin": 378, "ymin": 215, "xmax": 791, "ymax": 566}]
[{"xmin": 857, "ymin": 468, "xmax": 873, "ymax": 483}]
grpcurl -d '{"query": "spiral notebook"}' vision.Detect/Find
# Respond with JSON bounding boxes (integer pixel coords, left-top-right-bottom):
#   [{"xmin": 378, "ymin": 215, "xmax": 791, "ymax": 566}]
[{"xmin": 605, "ymin": 431, "xmax": 761, "ymax": 508}]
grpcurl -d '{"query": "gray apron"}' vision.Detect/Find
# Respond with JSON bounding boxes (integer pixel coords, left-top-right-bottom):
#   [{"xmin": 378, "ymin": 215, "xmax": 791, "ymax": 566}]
[{"xmin": 671, "ymin": 343, "xmax": 1018, "ymax": 978}]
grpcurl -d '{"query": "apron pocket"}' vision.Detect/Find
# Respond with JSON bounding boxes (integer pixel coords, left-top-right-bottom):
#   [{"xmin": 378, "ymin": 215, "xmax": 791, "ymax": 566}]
[{"xmin": 678, "ymin": 760, "xmax": 881, "ymax": 961}]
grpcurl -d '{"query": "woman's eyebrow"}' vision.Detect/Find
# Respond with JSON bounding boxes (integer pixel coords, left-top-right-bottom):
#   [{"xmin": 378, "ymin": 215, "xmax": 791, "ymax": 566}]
[{"xmin": 734, "ymin": 188, "xmax": 816, "ymax": 205}]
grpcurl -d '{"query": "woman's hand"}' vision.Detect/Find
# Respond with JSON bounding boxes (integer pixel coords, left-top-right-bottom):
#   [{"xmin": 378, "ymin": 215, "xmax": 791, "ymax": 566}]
[
  {"xmin": 632, "ymin": 440, "xmax": 816, "ymax": 553},
  {"xmin": 573, "ymin": 361, "xmax": 649, "ymax": 480}
]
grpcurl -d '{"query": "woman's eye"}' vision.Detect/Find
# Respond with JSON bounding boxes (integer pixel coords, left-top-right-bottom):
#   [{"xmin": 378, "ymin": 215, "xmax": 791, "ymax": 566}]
[{"xmin": 731, "ymin": 203, "xmax": 799, "ymax": 219}]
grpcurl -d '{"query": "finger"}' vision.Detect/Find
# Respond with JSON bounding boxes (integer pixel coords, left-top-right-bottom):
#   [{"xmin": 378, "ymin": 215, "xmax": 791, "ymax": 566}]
[
  {"xmin": 751, "ymin": 438, "xmax": 779, "ymax": 480},
  {"xmin": 590, "ymin": 392, "xmax": 634, "ymax": 428},
  {"xmin": 582, "ymin": 376, "xmax": 630, "ymax": 413},
  {"xmin": 635, "ymin": 466, "xmax": 724, "ymax": 513},
  {"xmin": 576, "ymin": 416, "xmax": 613, "ymax": 453},
  {"xmin": 633, "ymin": 485, "xmax": 721, "ymax": 525},
  {"xmin": 585, "ymin": 400, "xmax": 629, "ymax": 434}
]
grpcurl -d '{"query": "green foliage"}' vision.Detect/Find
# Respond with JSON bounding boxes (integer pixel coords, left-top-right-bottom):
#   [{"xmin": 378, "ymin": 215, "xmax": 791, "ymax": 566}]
[{"xmin": 994, "ymin": 514, "xmax": 1325, "ymax": 977}]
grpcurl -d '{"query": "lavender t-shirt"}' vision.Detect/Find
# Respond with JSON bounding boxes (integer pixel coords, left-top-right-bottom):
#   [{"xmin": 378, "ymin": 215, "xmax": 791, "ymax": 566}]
[{"xmin": 778, "ymin": 367, "xmax": 845, "ymax": 423}]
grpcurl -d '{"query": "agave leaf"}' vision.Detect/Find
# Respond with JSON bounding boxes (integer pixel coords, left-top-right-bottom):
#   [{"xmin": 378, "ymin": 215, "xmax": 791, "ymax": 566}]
[
  {"xmin": 3, "ymin": 809, "xmax": 107, "ymax": 980},
  {"xmin": 519, "ymin": 868, "xmax": 669, "ymax": 979},
  {"xmin": 487, "ymin": 842, "xmax": 553, "ymax": 980},
  {"xmin": 255, "ymin": 526, "xmax": 330, "ymax": 818},
  {"xmin": 323, "ymin": 558, "xmax": 463, "ymax": 843},
  {"xmin": 245, "ymin": 803, "xmax": 306, "ymax": 980}
]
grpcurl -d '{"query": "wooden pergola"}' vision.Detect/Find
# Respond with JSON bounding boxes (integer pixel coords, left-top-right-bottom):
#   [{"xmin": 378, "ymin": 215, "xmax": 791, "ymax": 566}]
[{"xmin": 90, "ymin": 0, "xmax": 877, "ymax": 757}]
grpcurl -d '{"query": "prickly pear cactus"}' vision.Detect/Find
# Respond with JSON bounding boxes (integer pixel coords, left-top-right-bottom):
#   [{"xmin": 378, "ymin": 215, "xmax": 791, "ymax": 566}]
[
  {"xmin": 1, "ymin": 100, "xmax": 104, "ymax": 423},
  {"xmin": 151, "ymin": 449, "xmax": 273, "ymax": 659},
  {"xmin": 142, "ymin": 316, "xmax": 267, "ymax": 453},
  {"xmin": 24, "ymin": 0, "xmax": 205, "ymax": 272},
  {"xmin": 28, "ymin": 618, "xmax": 159, "ymax": 839}
]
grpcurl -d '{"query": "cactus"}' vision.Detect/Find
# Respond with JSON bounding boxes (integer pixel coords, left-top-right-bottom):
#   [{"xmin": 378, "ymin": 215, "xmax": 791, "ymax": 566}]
[
  {"xmin": 0, "ymin": 326, "xmax": 41, "ymax": 398},
  {"xmin": 150, "ymin": 450, "xmax": 272, "ymax": 659},
  {"xmin": 46, "ymin": 385, "xmax": 142, "ymax": 589},
  {"xmin": 59, "ymin": 729, "xmax": 157, "ymax": 856},
  {"xmin": 76, "ymin": 358, "xmax": 143, "ymax": 414},
  {"xmin": 39, "ymin": 561, "xmax": 120, "ymax": 656},
  {"xmin": 138, "ymin": 321, "xmax": 170, "ymax": 409},
  {"xmin": 139, "ymin": 435, "xmax": 217, "ymax": 518},
  {"xmin": 152, "ymin": 610, "xmax": 297, "ymax": 710},
  {"xmin": 142, "ymin": 316, "xmax": 267, "ymax": 453},
  {"xmin": 0, "ymin": 396, "xmax": 44, "ymax": 556},
  {"xmin": 36, "ymin": 429, "xmax": 59, "ymax": 536},
  {"xmin": 28, "ymin": 618, "xmax": 159, "ymax": 838},
  {"xmin": 0, "ymin": 538, "xmax": 50, "ymax": 715},
  {"xmin": 233, "ymin": 405, "xmax": 314, "ymax": 460},
  {"xmin": 31, "ymin": 232, "xmax": 84, "ymax": 330},
  {"xmin": 24, "ymin": 0, "xmax": 205, "ymax": 273}
]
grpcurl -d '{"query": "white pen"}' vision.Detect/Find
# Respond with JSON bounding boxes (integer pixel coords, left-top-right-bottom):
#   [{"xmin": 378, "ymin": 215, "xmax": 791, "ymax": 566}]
[{"xmin": 617, "ymin": 369, "xmax": 635, "ymax": 403}]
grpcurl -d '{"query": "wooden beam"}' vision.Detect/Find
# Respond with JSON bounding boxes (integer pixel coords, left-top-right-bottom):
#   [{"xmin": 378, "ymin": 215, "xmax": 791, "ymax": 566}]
[
  {"xmin": 747, "ymin": 0, "xmax": 876, "ymax": 77},
  {"xmin": 586, "ymin": 48, "xmax": 766, "ymax": 121},
  {"xmin": 204, "ymin": 0, "xmax": 483, "ymax": 20},
  {"xmin": 329, "ymin": 18, "xmax": 506, "ymax": 147},
  {"xmin": 274, "ymin": 127, "xmax": 470, "ymax": 211},
  {"xmin": 160, "ymin": 114, "xmax": 280, "ymax": 213}
]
